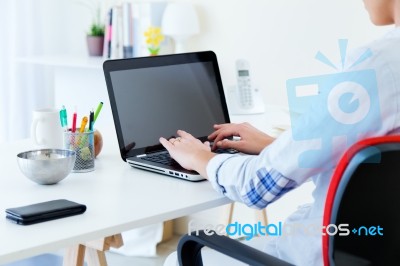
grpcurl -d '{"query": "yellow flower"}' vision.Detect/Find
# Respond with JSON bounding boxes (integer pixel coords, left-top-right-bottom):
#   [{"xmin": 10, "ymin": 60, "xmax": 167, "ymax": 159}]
[{"xmin": 144, "ymin": 26, "xmax": 164, "ymax": 55}]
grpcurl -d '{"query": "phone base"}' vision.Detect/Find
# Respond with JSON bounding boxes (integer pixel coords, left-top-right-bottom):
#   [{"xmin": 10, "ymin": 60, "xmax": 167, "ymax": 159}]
[{"xmin": 226, "ymin": 85, "xmax": 266, "ymax": 115}]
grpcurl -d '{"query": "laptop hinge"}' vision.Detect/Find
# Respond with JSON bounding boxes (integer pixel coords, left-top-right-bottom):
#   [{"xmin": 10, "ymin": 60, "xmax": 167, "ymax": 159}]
[{"xmin": 136, "ymin": 154, "xmax": 146, "ymax": 158}]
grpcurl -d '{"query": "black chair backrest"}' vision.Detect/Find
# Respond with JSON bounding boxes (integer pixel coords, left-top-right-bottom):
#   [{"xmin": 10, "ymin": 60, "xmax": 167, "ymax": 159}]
[{"xmin": 330, "ymin": 142, "xmax": 400, "ymax": 265}]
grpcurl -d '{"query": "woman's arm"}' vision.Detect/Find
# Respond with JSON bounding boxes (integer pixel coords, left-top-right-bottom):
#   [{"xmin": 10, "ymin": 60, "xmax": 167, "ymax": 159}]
[{"xmin": 158, "ymin": 125, "xmax": 295, "ymax": 209}]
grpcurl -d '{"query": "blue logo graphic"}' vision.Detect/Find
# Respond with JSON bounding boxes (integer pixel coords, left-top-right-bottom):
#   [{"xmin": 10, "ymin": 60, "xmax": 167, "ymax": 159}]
[
  {"xmin": 189, "ymin": 220, "xmax": 383, "ymax": 240},
  {"xmin": 351, "ymin": 225, "xmax": 383, "ymax": 236},
  {"xmin": 286, "ymin": 39, "xmax": 381, "ymax": 169}
]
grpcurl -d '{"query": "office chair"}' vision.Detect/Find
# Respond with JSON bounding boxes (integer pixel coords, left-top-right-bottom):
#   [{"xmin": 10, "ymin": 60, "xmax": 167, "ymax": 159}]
[{"xmin": 177, "ymin": 136, "xmax": 400, "ymax": 266}]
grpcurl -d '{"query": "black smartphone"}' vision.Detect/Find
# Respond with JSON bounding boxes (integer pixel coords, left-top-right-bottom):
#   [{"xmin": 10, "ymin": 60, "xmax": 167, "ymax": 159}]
[{"xmin": 5, "ymin": 199, "xmax": 87, "ymax": 225}]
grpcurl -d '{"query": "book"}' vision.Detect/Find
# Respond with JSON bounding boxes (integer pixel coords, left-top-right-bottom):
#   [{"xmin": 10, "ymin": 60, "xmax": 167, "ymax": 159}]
[
  {"xmin": 122, "ymin": 2, "xmax": 134, "ymax": 58},
  {"xmin": 111, "ymin": 6, "xmax": 121, "ymax": 59},
  {"xmin": 103, "ymin": 8, "xmax": 113, "ymax": 58},
  {"xmin": 105, "ymin": 1, "xmax": 170, "ymax": 58}
]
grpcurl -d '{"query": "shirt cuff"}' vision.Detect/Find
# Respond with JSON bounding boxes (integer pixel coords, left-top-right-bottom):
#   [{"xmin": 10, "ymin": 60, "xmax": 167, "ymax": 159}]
[{"xmin": 206, "ymin": 154, "xmax": 239, "ymax": 195}]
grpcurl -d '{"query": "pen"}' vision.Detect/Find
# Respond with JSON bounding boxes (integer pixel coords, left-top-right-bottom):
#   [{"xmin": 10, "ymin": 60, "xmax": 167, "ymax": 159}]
[
  {"xmin": 62, "ymin": 105, "xmax": 68, "ymax": 131},
  {"xmin": 88, "ymin": 110, "xmax": 94, "ymax": 131},
  {"xmin": 60, "ymin": 105, "xmax": 68, "ymax": 132},
  {"xmin": 72, "ymin": 107, "xmax": 77, "ymax": 133},
  {"xmin": 93, "ymin": 102, "xmax": 103, "ymax": 123},
  {"xmin": 79, "ymin": 116, "xmax": 88, "ymax": 133}
]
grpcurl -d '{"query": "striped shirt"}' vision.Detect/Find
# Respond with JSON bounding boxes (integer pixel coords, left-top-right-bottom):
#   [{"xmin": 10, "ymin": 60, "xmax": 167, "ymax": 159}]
[{"xmin": 207, "ymin": 153, "xmax": 298, "ymax": 209}]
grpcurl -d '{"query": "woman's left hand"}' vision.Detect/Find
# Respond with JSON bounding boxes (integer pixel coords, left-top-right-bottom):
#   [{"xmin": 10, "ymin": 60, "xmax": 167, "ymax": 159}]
[{"xmin": 159, "ymin": 130, "xmax": 215, "ymax": 178}]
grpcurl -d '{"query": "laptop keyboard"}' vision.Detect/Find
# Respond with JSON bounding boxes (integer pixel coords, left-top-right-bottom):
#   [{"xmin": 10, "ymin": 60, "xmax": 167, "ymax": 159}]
[
  {"xmin": 141, "ymin": 148, "xmax": 238, "ymax": 167},
  {"xmin": 214, "ymin": 148, "xmax": 238, "ymax": 154},
  {"xmin": 141, "ymin": 153, "xmax": 180, "ymax": 167}
]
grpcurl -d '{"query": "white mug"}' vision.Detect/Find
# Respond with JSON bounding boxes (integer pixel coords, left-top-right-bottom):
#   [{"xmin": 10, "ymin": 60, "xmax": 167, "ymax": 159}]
[{"xmin": 31, "ymin": 108, "xmax": 64, "ymax": 149}]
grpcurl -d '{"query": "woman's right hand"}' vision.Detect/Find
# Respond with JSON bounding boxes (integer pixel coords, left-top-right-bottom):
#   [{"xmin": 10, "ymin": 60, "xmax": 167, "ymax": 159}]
[{"xmin": 208, "ymin": 122, "xmax": 275, "ymax": 155}]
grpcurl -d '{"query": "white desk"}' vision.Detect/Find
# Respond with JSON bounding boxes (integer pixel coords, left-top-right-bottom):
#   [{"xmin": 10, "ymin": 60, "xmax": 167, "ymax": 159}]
[
  {"xmin": 0, "ymin": 136, "xmax": 232, "ymax": 264},
  {"xmin": 0, "ymin": 106, "xmax": 292, "ymax": 264}
]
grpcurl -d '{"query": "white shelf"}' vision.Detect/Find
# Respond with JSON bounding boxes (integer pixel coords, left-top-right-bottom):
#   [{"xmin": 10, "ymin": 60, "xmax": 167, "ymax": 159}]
[{"xmin": 17, "ymin": 55, "xmax": 106, "ymax": 70}]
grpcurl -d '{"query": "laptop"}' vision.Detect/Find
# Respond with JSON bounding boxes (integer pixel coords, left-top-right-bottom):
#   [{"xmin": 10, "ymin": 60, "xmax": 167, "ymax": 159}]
[{"xmin": 103, "ymin": 51, "xmax": 234, "ymax": 181}]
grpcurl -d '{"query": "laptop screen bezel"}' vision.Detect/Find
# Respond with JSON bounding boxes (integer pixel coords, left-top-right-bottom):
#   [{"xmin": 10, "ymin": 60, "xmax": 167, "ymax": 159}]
[{"xmin": 103, "ymin": 51, "xmax": 231, "ymax": 161}]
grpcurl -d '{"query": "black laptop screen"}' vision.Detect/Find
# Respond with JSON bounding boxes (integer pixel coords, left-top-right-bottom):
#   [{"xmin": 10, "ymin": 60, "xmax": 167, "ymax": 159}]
[{"xmin": 109, "ymin": 60, "xmax": 228, "ymax": 156}]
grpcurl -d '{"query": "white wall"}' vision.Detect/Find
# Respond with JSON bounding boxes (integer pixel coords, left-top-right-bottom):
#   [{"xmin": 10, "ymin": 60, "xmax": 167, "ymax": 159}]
[
  {"xmin": 53, "ymin": 0, "xmax": 390, "ymax": 106},
  {"xmin": 180, "ymin": 0, "xmax": 390, "ymax": 107}
]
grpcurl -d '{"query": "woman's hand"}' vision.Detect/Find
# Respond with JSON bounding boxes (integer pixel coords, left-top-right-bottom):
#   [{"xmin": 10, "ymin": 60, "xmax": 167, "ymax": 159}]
[
  {"xmin": 208, "ymin": 122, "xmax": 275, "ymax": 155},
  {"xmin": 159, "ymin": 130, "xmax": 215, "ymax": 178}
]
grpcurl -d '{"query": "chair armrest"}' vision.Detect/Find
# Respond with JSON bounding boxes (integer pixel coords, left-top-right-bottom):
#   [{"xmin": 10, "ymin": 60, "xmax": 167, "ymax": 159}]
[{"xmin": 177, "ymin": 230, "xmax": 293, "ymax": 266}]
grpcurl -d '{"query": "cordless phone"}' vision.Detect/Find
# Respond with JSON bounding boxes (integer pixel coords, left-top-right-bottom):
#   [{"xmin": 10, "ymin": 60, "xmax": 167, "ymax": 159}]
[{"xmin": 236, "ymin": 59, "xmax": 254, "ymax": 109}]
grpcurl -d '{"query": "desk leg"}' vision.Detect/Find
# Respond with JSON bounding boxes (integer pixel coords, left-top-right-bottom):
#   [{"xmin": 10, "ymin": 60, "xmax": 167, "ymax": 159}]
[
  {"xmin": 63, "ymin": 244, "xmax": 86, "ymax": 266},
  {"xmin": 84, "ymin": 234, "xmax": 123, "ymax": 266},
  {"xmin": 255, "ymin": 208, "xmax": 268, "ymax": 226},
  {"xmin": 222, "ymin": 203, "xmax": 235, "ymax": 225},
  {"xmin": 85, "ymin": 248, "xmax": 107, "ymax": 266},
  {"xmin": 63, "ymin": 234, "xmax": 123, "ymax": 266}
]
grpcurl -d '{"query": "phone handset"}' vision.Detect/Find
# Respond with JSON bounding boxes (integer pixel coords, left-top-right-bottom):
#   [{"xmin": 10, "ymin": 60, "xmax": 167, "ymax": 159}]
[{"xmin": 236, "ymin": 59, "xmax": 254, "ymax": 109}]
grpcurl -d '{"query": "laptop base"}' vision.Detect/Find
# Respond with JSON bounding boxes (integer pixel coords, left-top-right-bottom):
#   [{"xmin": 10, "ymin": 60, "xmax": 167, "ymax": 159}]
[{"xmin": 127, "ymin": 159, "xmax": 206, "ymax": 182}]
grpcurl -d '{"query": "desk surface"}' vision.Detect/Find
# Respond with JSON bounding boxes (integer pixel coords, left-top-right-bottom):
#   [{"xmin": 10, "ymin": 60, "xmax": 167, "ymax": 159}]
[
  {"xmin": 0, "ymin": 138, "xmax": 232, "ymax": 264},
  {"xmin": 0, "ymin": 108, "xmax": 289, "ymax": 264}
]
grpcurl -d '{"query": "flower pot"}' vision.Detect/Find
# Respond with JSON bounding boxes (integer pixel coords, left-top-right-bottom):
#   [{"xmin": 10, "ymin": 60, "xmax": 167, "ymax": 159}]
[{"xmin": 86, "ymin": 35, "xmax": 104, "ymax": 57}]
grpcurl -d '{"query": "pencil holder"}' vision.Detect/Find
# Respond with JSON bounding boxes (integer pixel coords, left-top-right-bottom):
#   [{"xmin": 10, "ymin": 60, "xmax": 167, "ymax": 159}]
[{"xmin": 63, "ymin": 129, "xmax": 94, "ymax": 172}]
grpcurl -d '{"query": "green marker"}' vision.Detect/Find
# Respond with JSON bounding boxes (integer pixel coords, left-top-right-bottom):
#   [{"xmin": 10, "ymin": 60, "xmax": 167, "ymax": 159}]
[{"xmin": 93, "ymin": 102, "xmax": 103, "ymax": 123}]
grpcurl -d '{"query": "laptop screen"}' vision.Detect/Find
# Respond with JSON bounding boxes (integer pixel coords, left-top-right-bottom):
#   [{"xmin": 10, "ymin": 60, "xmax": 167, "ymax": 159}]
[{"xmin": 105, "ymin": 52, "xmax": 230, "ymax": 159}]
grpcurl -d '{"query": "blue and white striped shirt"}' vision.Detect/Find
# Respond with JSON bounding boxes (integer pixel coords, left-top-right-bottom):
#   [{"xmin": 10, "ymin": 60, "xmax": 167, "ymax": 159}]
[{"xmin": 207, "ymin": 153, "xmax": 298, "ymax": 209}]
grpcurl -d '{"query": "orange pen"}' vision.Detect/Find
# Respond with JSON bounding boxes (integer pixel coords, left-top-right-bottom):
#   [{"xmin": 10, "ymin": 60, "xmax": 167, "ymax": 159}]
[{"xmin": 79, "ymin": 116, "xmax": 88, "ymax": 133}]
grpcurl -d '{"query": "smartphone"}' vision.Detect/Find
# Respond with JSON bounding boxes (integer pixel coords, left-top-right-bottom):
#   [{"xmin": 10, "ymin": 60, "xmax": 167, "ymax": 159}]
[{"xmin": 5, "ymin": 199, "xmax": 86, "ymax": 225}]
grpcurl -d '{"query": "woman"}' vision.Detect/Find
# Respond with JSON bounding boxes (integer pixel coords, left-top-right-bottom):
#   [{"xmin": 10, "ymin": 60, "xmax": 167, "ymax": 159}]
[{"xmin": 162, "ymin": 0, "xmax": 400, "ymax": 265}]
